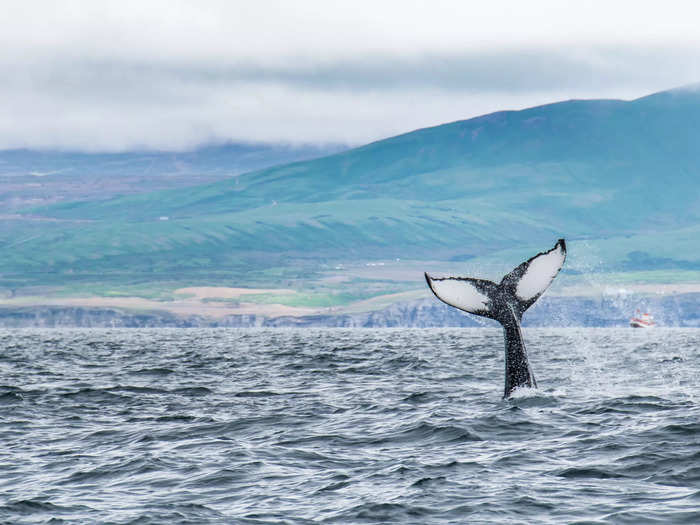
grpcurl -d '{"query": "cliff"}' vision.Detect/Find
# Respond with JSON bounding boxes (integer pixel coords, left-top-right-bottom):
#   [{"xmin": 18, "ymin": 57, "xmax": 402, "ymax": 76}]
[{"xmin": 1, "ymin": 294, "xmax": 698, "ymax": 328}]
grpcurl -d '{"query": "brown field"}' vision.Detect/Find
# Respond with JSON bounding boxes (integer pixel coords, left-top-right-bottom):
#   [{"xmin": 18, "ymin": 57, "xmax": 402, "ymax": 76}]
[
  {"xmin": 174, "ymin": 286, "xmax": 295, "ymax": 299},
  {"xmin": 2, "ymin": 279, "xmax": 699, "ymax": 321},
  {"xmin": 0, "ymin": 287, "xmax": 316, "ymax": 319}
]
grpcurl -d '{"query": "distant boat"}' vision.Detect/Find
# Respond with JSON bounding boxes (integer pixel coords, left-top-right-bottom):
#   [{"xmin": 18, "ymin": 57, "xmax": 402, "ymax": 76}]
[{"xmin": 630, "ymin": 311, "xmax": 655, "ymax": 328}]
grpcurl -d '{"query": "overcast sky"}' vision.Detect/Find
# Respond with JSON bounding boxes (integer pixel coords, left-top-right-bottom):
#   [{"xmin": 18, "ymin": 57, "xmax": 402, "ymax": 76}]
[{"xmin": 2, "ymin": 0, "xmax": 700, "ymax": 151}]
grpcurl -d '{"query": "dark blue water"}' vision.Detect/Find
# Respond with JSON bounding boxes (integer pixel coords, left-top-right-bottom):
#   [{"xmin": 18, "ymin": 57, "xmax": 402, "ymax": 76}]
[{"xmin": 1, "ymin": 328, "xmax": 699, "ymax": 524}]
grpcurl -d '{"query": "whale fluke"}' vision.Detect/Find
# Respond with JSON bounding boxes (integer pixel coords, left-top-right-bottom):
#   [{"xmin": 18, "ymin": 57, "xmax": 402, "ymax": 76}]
[{"xmin": 425, "ymin": 239, "xmax": 566, "ymax": 397}]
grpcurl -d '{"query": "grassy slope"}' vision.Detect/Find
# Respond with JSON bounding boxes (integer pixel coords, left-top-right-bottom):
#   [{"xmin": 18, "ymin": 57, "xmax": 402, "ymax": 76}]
[
  {"xmin": 31, "ymin": 89, "xmax": 700, "ymax": 222},
  {"xmin": 3, "ymin": 87, "xmax": 700, "ymax": 304}
]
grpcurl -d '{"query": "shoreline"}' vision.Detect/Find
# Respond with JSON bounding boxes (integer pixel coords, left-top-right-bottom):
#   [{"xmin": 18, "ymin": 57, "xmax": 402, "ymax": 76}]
[{"xmin": 1, "ymin": 291, "xmax": 699, "ymax": 328}]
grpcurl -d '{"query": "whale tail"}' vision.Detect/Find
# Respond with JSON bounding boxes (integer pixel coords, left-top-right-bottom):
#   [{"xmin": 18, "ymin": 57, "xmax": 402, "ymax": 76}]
[
  {"xmin": 425, "ymin": 239, "xmax": 567, "ymax": 397},
  {"xmin": 424, "ymin": 239, "xmax": 566, "ymax": 324}
]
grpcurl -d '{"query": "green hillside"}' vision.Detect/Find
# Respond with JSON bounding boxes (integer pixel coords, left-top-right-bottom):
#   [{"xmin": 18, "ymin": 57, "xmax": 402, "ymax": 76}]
[{"xmin": 4, "ymin": 85, "xmax": 700, "ymax": 294}]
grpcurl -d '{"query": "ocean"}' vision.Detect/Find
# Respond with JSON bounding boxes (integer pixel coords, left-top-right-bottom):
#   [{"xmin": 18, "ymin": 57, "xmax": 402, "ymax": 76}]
[{"xmin": 1, "ymin": 328, "xmax": 699, "ymax": 524}]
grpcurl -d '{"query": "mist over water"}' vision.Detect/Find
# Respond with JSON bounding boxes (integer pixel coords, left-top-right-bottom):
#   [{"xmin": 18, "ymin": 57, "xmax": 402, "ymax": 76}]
[{"xmin": 1, "ymin": 328, "xmax": 699, "ymax": 524}]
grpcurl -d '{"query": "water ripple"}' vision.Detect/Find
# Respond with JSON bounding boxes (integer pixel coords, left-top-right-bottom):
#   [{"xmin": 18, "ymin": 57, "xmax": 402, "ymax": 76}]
[{"xmin": 1, "ymin": 327, "xmax": 699, "ymax": 524}]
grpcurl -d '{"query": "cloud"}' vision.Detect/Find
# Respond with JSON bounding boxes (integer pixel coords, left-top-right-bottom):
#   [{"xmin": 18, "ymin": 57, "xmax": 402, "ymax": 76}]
[{"xmin": 1, "ymin": 1, "xmax": 700, "ymax": 150}]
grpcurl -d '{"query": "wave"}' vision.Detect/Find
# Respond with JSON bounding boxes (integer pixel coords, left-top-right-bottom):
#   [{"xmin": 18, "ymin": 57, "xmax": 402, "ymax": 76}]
[{"xmin": 2, "ymin": 327, "xmax": 700, "ymax": 524}]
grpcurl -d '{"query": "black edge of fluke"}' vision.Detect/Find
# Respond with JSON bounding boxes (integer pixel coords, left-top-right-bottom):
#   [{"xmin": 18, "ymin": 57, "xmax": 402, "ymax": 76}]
[{"xmin": 424, "ymin": 239, "xmax": 568, "ymax": 398}]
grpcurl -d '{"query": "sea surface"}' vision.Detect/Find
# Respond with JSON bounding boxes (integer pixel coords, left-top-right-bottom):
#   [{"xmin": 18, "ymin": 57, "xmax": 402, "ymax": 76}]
[{"xmin": 1, "ymin": 328, "xmax": 699, "ymax": 524}]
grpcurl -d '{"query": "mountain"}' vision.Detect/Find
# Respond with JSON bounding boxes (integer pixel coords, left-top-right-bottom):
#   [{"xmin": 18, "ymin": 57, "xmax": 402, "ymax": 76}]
[
  {"xmin": 0, "ymin": 142, "xmax": 346, "ymax": 211},
  {"xmin": 3, "ymin": 86, "xmax": 700, "ymax": 292}
]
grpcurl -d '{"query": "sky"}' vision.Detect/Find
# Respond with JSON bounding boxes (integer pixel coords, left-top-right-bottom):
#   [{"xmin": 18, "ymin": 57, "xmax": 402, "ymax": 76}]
[{"xmin": 2, "ymin": 0, "xmax": 700, "ymax": 151}]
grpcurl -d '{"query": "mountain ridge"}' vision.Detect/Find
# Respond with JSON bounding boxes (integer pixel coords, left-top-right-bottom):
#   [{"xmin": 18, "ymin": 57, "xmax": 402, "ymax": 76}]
[{"xmin": 3, "ymin": 85, "xmax": 700, "ymax": 293}]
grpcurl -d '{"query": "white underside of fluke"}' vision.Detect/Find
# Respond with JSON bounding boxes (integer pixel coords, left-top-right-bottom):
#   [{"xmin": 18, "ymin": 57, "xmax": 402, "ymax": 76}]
[
  {"xmin": 514, "ymin": 243, "xmax": 566, "ymax": 301},
  {"xmin": 425, "ymin": 240, "xmax": 566, "ymax": 318},
  {"xmin": 426, "ymin": 278, "xmax": 489, "ymax": 313}
]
